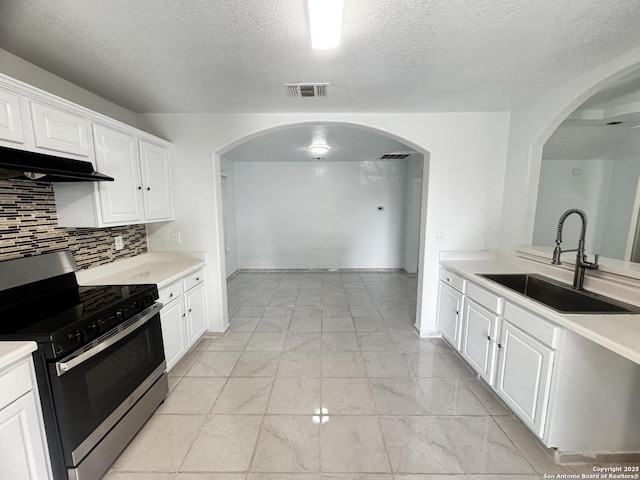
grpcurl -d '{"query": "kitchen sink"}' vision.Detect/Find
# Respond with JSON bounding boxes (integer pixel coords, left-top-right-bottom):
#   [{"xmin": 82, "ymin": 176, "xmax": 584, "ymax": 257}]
[{"xmin": 478, "ymin": 273, "xmax": 640, "ymax": 314}]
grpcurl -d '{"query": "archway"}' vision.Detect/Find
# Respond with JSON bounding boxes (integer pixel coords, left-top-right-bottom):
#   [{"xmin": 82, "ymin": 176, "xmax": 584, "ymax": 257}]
[
  {"xmin": 210, "ymin": 121, "xmax": 431, "ymax": 333},
  {"xmin": 519, "ymin": 63, "xmax": 640, "ymax": 246}
]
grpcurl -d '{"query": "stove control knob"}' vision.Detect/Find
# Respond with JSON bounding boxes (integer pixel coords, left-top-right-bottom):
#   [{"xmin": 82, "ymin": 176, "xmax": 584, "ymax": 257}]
[
  {"xmin": 115, "ymin": 310, "xmax": 124, "ymax": 320},
  {"xmin": 142, "ymin": 294, "xmax": 153, "ymax": 307},
  {"xmin": 69, "ymin": 330, "xmax": 85, "ymax": 344},
  {"xmin": 87, "ymin": 323, "xmax": 100, "ymax": 336}
]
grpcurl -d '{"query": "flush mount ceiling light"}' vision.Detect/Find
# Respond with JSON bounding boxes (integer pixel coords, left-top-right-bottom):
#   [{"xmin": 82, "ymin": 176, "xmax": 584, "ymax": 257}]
[
  {"xmin": 308, "ymin": 144, "xmax": 330, "ymax": 154},
  {"xmin": 308, "ymin": 0, "xmax": 344, "ymax": 49}
]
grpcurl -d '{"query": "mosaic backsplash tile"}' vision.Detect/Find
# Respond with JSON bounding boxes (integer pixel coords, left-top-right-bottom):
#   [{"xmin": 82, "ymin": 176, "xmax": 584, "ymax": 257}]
[{"xmin": 0, "ymin": 180, "xmax": 147, "ymax": 269}]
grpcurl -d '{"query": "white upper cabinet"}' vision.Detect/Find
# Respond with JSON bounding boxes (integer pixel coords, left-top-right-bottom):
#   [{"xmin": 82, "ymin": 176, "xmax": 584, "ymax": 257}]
[
  {"xmin": 0, "ymin": 87, "xmax": 26, "ymax": 145},
  {"xmin": 30, "ymin": 101, "xmax": 93, "ymax": 160},
  {"xmin": 94, "ymin": 125, "xmax": 145, "ymax": 224},
  {"xmin": 0, "ymin": 73, "xmax": 174, "ymax": 227},
  {"xmin": 139, "ymin": 140, "xmax": 173, "ymax": 221},
  {"xmin": 56, "ymin": 125, "xmax": 174, "ymax": 227}
]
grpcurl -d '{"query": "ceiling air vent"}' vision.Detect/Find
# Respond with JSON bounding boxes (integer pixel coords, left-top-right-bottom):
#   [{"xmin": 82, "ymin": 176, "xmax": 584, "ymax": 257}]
[
  {"xmin": 380, "ymin": 153, "xmax": 412, "ymax": 159},
  {"xmin": 284, "ymin": 83, "xmax": 329, "ymax": 98}
]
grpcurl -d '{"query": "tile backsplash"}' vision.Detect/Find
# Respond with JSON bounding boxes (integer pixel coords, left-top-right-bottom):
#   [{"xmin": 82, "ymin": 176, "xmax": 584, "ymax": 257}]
[{"xmin": 0, "ymin": 180, "xmax": 147, "ymax": 269}]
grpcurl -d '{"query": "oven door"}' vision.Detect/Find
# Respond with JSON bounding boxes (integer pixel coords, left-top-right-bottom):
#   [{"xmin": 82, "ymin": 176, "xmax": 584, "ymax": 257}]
[{"xmin": 47, "ymin": 304, "xmax": 166, "ymax": 467}]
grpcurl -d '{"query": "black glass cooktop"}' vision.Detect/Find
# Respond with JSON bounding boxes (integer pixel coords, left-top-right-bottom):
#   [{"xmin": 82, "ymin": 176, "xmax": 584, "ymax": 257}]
[{"xmin": 0, "ymin": 274, "xmax": 156, "ymax": 339}]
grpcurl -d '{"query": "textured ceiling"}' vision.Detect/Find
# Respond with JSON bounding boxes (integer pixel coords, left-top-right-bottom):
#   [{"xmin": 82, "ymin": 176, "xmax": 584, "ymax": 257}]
[
  {"xmin": 222, "ymin": 124, "xmax": 416, "ymax": 163},
  {"xmin": 2, "ymin": 0, "xmax": 640, "ymax": 113}
]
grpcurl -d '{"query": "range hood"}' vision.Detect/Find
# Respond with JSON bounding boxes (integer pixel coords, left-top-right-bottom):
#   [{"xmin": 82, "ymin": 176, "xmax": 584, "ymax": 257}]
[{"xmin": 0, "ymin": 145, "xmax": 114, "ymax": 182}]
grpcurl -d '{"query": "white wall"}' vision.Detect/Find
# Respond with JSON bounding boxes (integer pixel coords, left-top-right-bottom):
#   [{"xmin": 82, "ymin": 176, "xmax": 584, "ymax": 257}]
[
  {"xmin": 220, "ymin": 157, "xmax": 239, "ymax": 277},
  {"xmin": 500, "ymin": 45, "xmax": 640, "ymax": 253},
  {"xmin": 0, "ymin": 48, "xmax": 137, "ymax": 127},
  {"xmin": 137, "ymin": 112, "xmax": 510, "ymax": 335},
  {"xmin": 532, "ymin": 159, "xmax": 613, "ymax": 254},
  {"xmin": 600, "ymin": 156, "xmax": 640, "ymax": 259},
  {"xmin": 233, "ymin": 160, "xmax": 408, "ymax": 269},
  {"xmin": 403, "ymin": 156, "xmax": 423, "ymax": 273}
]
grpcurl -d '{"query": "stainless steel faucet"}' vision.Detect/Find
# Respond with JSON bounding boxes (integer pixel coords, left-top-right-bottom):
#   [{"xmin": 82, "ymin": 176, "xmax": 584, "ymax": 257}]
[{"xmin": 551, "ymin": 208, "xmax": 599, "ymax": 290}]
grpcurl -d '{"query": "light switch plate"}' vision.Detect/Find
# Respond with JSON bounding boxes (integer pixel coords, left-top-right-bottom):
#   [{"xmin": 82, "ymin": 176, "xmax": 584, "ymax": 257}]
[
  {"xmin": 114, "ymin": 236, "xmax": 124, "ymax": 250},
  {"xmin": 171, "ymin": 231, "xmax": 181, "ymax": 244}
]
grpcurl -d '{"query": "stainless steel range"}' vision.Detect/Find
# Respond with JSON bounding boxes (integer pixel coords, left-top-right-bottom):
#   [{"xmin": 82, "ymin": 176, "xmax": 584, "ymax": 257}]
[{"xmin": 0, "ymin": 251, "xmax": 168, "ymax": 480}]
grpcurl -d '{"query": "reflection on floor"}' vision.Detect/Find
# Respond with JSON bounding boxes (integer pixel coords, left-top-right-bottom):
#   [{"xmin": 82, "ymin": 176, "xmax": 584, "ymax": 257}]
[{"xmin": 106, "ymin": 271, "xmax": 602, "ymax": 479}]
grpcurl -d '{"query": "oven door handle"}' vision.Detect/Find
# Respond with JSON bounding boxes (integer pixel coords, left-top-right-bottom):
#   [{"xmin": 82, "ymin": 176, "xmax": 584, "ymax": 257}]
[{"xmin": 55, "ymin": 302, "xmax": 163, "ymax": 376}]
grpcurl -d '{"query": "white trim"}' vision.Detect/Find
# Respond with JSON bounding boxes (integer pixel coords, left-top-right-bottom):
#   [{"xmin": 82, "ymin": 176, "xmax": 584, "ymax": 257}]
[{"xmin": 624, "ymin": 176, "xmax": 640, "ymax": 261}]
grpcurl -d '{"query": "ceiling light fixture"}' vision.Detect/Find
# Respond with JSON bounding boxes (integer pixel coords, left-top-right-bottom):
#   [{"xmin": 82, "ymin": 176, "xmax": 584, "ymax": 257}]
[
  {"xmin": 308, "ymin": 144, "xmax": 330, "ymax": 154},
  {"xmin": 308, "ymin": 0, "xmax": 344, "ymax": 49}
]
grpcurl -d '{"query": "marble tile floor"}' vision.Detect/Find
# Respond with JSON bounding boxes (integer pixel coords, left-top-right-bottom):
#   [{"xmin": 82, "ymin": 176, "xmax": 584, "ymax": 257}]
[{"xmin": 106, "ymin": 271, "xmax": 609, "ymax": 480}]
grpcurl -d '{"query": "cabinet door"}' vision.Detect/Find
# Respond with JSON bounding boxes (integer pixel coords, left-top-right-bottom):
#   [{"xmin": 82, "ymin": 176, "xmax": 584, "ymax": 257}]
[
  {"xmin": 0, "ymin": 391, "xmax": 52, "ymax": 480},
  {"xmin": 0, "ymin": 87, "xmax": 25, "ymax": 145},
  {"xmin": 94, "ymin": 125, "xmax": 144, "ymax": 224},
  {"xmin": 160, "ymin": 299, "xmax": 188, "ymax": 372},
  {"xmin": 185, "ymin": 284, "xmax": 207, "ymax": 346},
  {"xmin": 30, "ymin": 101, "xmax": 92, "ymax": 158},
  {"xmin": 436, "ymin": 281, "xmax": 463, "ymax": 350},
  {"xmin": 495, "ymin": 320, "xmax": 554, "ymax": 437},
  {"xmin": 139, "ymin": 141, "xmax": 174, "ymax": 221},
  {"xmin": 461, "ymin": 299, "xmax": 498, "ymax": 385}
]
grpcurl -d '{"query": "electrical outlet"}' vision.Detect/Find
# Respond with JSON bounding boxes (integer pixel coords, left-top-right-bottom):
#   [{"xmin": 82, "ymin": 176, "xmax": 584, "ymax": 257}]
[
  {"xmin": 171, "ymin": 231, "xmax": 181, "ymax": 244},
  {"xmin": 434, "ymin": 232, "xmax": 446, "ymax": 243},
  {"xmin": 114, "ymin": 236, "xmax": 124, "ymax": 250}
]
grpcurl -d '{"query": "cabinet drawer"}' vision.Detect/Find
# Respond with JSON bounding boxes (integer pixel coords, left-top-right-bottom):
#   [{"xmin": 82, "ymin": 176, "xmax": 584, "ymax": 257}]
[
  {"xmin": 467, "ymin": 282, "xmax": 503, "ymax": 314},
  {"xmin": 159, "ymin": 281, "xmax": 182, "ymax": 306},
  {"xmin": 183, "ymin": 268, "xmax": 204, "ymax": 291},
  {"xmin": 504, "ymin": 302, "xmax": 560, "ymax": 348},
  {"xmin": 0, "ymin": 360, "xmax": 33, "ymax": 410},
  {"xmin": 439, "ymin": 269, "xmax": 466, "ymax": 293}
]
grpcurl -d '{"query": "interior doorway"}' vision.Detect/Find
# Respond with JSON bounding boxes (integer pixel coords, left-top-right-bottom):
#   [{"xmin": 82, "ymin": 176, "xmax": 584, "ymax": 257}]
[{"xmin": 215, "ymin": 122, "xmax": 428, "ymax": 334}]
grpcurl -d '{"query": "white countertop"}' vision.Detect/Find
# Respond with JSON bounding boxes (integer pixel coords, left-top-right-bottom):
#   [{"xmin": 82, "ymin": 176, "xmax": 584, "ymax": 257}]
[
  {"xmin": 440, "ymin": 251, "xmax": 640, "ymax": 366},
  {"xmin": 0, "ymin": 342, "xmax": 37, "ymax": 370},
  {"xmin": 76, "ymin": 252, "xmax": 206, "ymax": 288}
]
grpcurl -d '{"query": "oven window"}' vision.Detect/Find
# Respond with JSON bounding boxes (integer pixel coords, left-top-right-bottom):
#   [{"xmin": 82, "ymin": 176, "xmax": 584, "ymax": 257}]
[
  {"xmin": 48, "ymin": 315, "xmax": 165, "ymax": 463},
  {"xmin": 85, "ymin": 332, "xmax": 153, "ymax": 415}
]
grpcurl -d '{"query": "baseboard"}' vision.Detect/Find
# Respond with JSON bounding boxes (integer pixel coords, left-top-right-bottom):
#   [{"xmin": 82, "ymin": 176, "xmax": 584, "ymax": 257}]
[
  {"xmin": 553, "ymin": 450, "xmax": 640, "ymax": 465},
  {"xmin": 234, "ymin": 267, "xmax": 414, "ymax": 274}
]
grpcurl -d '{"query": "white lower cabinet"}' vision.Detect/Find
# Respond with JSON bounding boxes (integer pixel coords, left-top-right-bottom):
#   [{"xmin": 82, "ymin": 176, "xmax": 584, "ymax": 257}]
[
  {"xmin": 0, "ymin": 358, "xmax": 52, "ymax": 480},
  {"xmin": 437, "ymin": 267, "xmax": 640, "ymax": 455},
  {"xmin": 159, "ymin": 268, "xmax": 207, "ymax": 371},
  {"xmin": 159, "ymin": 298, "xmax": 188, "ymax": 371},
  {"xmin": 495, "ymin": 319, "xmax": 554, "ymax": 437},
  {"xmin": 460, "ymin": 298, "xmax": 498, "ymax": 385},
  {"xmin": 185, "ymin": 283, "xmax": 207, "ymax": 345},
  {"xmin": 436, "ymin": 281, "xmax": 464, "ymax": 349}
]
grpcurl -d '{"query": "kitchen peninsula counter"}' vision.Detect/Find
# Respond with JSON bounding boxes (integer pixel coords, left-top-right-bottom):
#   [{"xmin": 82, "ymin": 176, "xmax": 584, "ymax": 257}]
[{"xmin": 440, "ymin": 251, "xmax": 640, "ymax": 366}]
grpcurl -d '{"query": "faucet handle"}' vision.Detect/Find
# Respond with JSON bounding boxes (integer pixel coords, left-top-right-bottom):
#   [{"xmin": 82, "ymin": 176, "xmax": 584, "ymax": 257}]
[{"xmin": 584, "ymin": 253, "xmax": 599, "ymax": 270}]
